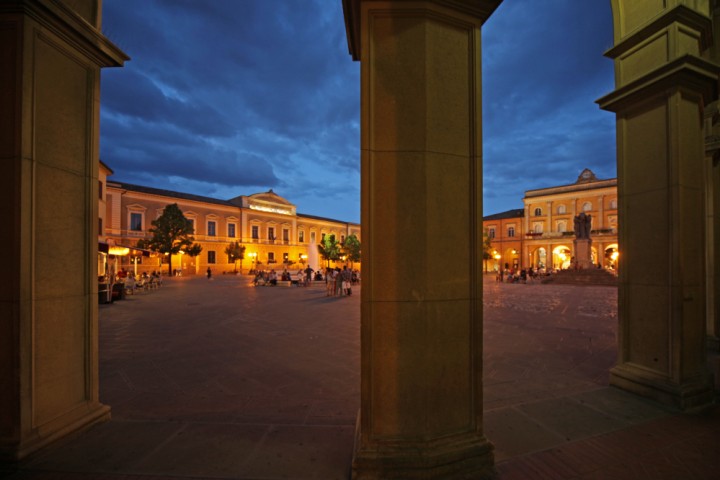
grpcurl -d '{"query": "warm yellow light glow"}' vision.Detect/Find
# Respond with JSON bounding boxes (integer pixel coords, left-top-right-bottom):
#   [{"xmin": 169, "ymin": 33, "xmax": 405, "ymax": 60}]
[
  {"xmin": 494, "ymin": 254, "xmax": 501, "ymax": 260},
  {"xmin": 300, "ymin": 254, "xmax": 307, "ymax": 259},
  {"xmin": 611, "ymin": 251, "xmax": 619, "ymax": 261},
  {"xmin": 108, "ymin": 246, "xmax": 130, "ymax": 256},
  {"xmin": 558, "ymin": 253, "xmax": 567, "ymax": 261}
]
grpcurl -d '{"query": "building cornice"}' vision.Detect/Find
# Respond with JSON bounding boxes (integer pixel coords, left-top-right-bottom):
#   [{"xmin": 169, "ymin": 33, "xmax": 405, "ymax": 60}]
[{"xmin": 524, "ymin": 179, "xmax": 618, "ymax": 199}]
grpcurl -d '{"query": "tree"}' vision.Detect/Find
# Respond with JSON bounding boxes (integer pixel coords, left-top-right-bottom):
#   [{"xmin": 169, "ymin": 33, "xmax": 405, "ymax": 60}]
[
  {"xmin": 342, "ymin": 234, "xmax": 361, "ymax": 267},
  {"xmin": 142, "ymin": 203, "xmax": 203, "ymax": 275},
  {"xmin": 482, "ymin": 228, "xmax": 494, "ymax": 273},
  {"xmin": 224, "ymin": 241, "xmax": 246, "ymax": 273},
  {"xmin": 317, "ymin": 234, "xmax": 341, "ymax": 268}
]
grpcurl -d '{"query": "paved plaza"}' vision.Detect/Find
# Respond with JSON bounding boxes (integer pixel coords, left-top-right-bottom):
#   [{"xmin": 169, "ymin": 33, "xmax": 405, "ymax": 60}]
[{"xmin": 2, "ymin": 275, "xmax": 719, "ymax": 479}]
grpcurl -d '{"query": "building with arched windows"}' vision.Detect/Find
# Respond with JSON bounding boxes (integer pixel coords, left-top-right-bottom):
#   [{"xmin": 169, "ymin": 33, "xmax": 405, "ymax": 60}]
[
  {"xmin": 483, "ymin": 169, "xmax": 618, "ymax": 272},
  {"xmin": 99, "ymin": 162, "xmax": 360, "ymax": 276}
]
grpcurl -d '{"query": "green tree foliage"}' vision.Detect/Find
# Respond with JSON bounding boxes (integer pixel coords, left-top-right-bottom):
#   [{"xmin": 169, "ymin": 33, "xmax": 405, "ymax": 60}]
[
  {"xmin": 143, "ymin": 203, "xmax": 203, "ymax": 275},
  {"xmin": 342, "ymin": 234, "xmax": 361, "ymax": 267},
  {"xmin": 318, "ymin": 234, "xmax": 341, "ymax": 267},
  {"xmin": 482, "ymin": 228, "xmax": 494, "ymax": 273},
  {"xmin": 224, "ymin": 241, "xmax": 246, "ymax": 273}
]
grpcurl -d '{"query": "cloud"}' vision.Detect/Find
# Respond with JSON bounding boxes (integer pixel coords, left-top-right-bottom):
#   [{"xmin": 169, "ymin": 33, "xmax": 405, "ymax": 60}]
[{"xmin": 100, "ymin": 0, "xmax": 615, "ymax": 222}]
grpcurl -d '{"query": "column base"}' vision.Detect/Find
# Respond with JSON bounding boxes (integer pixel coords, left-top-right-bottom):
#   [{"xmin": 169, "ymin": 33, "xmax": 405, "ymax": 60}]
[
  {"xmin": 0, "ymin": 402, "xmax": 110, "ymax": 462},
  {"xmin": 610, "ymin": 364, "xmax": 714, "ymax": 410},
  {"xmin": 351, "ymin": 413, "xmax": 495, "ymax": 480}
]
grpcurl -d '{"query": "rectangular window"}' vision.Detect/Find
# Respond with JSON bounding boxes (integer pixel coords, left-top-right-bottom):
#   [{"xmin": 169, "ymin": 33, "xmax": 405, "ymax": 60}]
[
  {"xmin": 130, "ymin": 212, "xmax": 142, "ymax": 231},
  {"xmin": 252, "ymin": 225, "xmax": 259, "ymax": 239},
  {"xmin": 228, "ymin": 223, "xmax": 236, "ymax": 238},
  {"xmin": 299, "ymin": 231, "xmax": 305, "ymax": 243},
  {"xmin": 488, "ymin": 228, "xmax": 495, "ymax": 239},
  {"xmin": 208, "ymin": 251, "xmax": 216, "ymax": 264},
  {"xmin": 208, "ymin": 221, "xmax": 216, "ymax": 236},
  {"xmin": 283, "ymin": 229, "xmax": 289, "ymax": 242},
  {"xmin": 98, "ymin": 180, "xmax": 103, "ymax": 199},
  {"xmin": 268, "ymin": 252, "xmax": 275, "ymax": 263},
  {"xmin": 98, "ymin": 217, "xmax": 103, "ymax": 236},
  {"xmin": 268, "ymin": 227, "xmax": 275, "ymax": 240},
  {"xmin": 283, "ymin": 252, "xmax": 289, "ymax": 263},
  {"xmin": 310, "ymin": 231, "xmax": 316, "ymax": 242},
  {"xmin": 508, "ymin": 227, "xmax": 515, "ymax": 237},
  {"xmin": 188, "ymin": 219, "xmax": 195, "ymax": 233}
]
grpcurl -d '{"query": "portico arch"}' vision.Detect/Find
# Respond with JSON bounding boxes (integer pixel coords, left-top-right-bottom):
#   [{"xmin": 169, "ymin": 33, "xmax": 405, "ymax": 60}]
[{"xmin": 599, "ymin": 0, "xmax": 717, "ymax": 408}]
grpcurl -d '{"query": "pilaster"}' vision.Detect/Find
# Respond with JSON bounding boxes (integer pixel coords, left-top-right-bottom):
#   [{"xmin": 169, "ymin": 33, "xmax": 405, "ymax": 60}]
[
  {"xmin": 343, "ymin": 0, "xmax": 501, "ymax": 477},
  {"xmin": 0, "ymin": 0, "xmax": 127, "ymax": 460},
  {"xmin": 599, "ymin": 1, "xmax": 718, "ymax": 409}
]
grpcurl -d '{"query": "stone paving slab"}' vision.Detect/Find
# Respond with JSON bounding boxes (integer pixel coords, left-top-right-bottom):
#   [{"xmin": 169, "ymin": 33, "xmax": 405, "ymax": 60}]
[{"xmin": 2, "ymin": 275, "xmax": 718, "ymax": 479}]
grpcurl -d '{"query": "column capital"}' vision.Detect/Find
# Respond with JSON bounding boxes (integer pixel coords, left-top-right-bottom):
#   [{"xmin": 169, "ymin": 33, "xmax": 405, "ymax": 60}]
[
  {"xmin": 0, "ymin": 0, "xmax": 128, "ymax": 67},
  {"xmin": 342, "ymin": 0, "xmax": 502, "ymax": 61},
  {"xmin": 598, "ymin": 54, "xmax": 720, "ymax": 113}
]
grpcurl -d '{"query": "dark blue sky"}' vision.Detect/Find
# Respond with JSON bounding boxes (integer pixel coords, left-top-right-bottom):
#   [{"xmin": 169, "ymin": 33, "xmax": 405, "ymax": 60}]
[{"xmin": 100, "ymin": 0, "xmax": 615, "ymax": 224}]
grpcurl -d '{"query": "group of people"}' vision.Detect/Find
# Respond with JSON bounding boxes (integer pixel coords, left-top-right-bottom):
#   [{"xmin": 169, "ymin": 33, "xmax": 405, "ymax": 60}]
[
  {"xmin": 495, "ymin": 267, "xmax": 538, "ymax": 284},
  {"xmin": 122, "ymin": 270, "xmax": 163, "ymax": 293},
  {"xmin": 250, "ymin": 265, "xmax": 360, "ymax": 294},
  {"xmin": 324, "ymin": 266, "xmax": 358, "ymax": 297}
]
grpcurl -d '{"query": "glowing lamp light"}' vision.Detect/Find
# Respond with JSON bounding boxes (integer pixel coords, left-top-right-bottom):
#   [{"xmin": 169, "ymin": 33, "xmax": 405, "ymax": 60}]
[
  {"xmin": 493, "ymin": 254, "xmax": 501, "ymax": 260},
  {"xmin": 611, "ymin": 251, "xmax": 619, "ymax": 261},
  {"xmin": 108, "ymin": 246, "xmax": 130, "ymax": 256}
]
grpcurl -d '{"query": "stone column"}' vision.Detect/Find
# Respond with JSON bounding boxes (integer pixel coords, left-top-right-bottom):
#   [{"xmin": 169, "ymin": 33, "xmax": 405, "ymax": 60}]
[
  {"xmin": 343, "ymin": 0, "xmax": 501, "ymax": 477},
  {"xmin": 0, "ymin": 0, "xmax": 127, "ymax": 460},
  {"xmin": 597, "ymin": 194, "xmax": 604, "ymax": 229},
  {"xmin": 706, "ymin": 153, "xmax": 719, "ymax": 349},
  {"xmin": 703, "ymin": 2, "xmax": 720, "ymax": 351},
  {"xmin": 598, "ymin": 1, "xmax": 718, "ymax": 409}
]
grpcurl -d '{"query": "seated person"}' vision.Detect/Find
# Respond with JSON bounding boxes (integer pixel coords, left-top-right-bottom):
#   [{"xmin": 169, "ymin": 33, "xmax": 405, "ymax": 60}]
[{"xmin": 124, "ymin": 274, "xmax": 137, "ymax": 294}]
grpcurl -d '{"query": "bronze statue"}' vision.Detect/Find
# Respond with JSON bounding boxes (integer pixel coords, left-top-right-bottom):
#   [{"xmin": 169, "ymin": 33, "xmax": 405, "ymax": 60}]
[{"xmin": 573, "ymin": 212, "xmax": 592, "ymax": 239}]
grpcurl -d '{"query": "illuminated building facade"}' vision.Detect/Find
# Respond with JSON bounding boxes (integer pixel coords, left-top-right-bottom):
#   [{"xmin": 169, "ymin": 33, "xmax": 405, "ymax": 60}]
[
  {"xmin": 484, "ymin": 169, "xmax": 619, "ymax": 272},
  {"xmin": 100, "ymin": 163, "xmax": 360, "ymax": 275}
]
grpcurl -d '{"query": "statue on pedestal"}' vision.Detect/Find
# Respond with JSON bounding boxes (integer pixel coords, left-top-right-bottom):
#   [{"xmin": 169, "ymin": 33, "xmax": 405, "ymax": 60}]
[{"xmin": 573, "ymin": 212, "xmax": 592, "ymax": 239}]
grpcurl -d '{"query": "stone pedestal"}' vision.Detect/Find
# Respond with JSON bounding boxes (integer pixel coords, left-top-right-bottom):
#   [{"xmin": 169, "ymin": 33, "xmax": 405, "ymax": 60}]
[
  {"xmin": 0, "ymin": 0, "xmax": 127, "ymax": 460},
  {"xmin": 573, "ymin": 238, "xmax": 593, "ymax": 270},
  {"xmin": 599, "ymin": 2, "xmax": 717, "ymax": 409},
  {"xmin": 343, "ymin": 0, "xmax": 501, "ymax": 477}
]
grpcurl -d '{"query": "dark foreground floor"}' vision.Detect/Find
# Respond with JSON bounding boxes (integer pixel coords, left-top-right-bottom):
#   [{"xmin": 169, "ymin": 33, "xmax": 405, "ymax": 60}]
[{"xmin": 2, "ymin": 275, "xmax": 718, "ymax": 479}]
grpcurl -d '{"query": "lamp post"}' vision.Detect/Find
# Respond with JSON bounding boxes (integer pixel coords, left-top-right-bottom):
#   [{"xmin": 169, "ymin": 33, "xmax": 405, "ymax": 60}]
[{"xmin": 248, "ymin": 252, "xmax": 257, "ymax": 273}]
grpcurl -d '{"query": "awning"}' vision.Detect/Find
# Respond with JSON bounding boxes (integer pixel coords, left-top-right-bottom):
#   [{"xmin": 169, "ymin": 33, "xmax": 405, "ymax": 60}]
[{"xmin": 100, "ymin": 242, "xmax": 152, "ymax": 257}]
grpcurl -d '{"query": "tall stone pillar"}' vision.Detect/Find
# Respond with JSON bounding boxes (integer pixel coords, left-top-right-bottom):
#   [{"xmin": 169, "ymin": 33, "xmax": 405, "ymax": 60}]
[
  {"xmin": 342, "ymin": 0, "xmax": 501, "ymax": 477},
  {"xmin": 0, "ymin": 0, "xmax": 127, "ymax": 460},
  {"xmin": 598, "ymin": 1, "xmax": 718, "ymax": 409},
  {"xmin": 703, "ymin": 1, "xmax": 720, "ymax": 351}
]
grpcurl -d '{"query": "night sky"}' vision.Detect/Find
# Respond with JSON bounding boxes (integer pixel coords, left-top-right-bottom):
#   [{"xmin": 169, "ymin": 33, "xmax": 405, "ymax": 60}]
[{"xmin": 100, "ymin": 0, "xmax": 615, "ymax": 224}]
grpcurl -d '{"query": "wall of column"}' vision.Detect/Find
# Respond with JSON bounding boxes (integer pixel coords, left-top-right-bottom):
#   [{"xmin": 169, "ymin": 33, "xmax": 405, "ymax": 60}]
[
  {"xmin": 0, "ymin": 0, "xmax": 127, "ymax": 460},
  {"xmin": 343, "ymin": 0, "xmax": 501, "ymax": 477},
  {"xmin": 599, "ymin": 1, "xmax": 718, "ymax": 409}
]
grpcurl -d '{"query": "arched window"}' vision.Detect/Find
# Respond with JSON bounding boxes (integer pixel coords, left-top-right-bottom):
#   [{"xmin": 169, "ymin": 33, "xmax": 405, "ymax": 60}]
[
  {"xmin": 557, "ymin": 221, "xmax": 566, "ymax": 233},
  {"xmin": 557, "ymin": 205, "xmax": 566, "ymax": 214},
  {"xmin": 583, "ymin": 202, "xmax": 592, "ymax": 212},
  {"xmin": 507, "ymin": 226, "xmax": 515, "ymax": 237},
  {"xmin": 534, "ymin": 207, "xmax": 542, "ymax": 216},
  {"xmin": 610, "ymin": 199, "xmax": 617, "ymax": 209}
]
